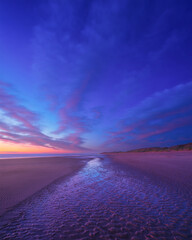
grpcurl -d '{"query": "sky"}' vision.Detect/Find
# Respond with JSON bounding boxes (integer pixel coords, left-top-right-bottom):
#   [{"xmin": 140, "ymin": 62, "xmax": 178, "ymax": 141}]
[{"xmin": 0, "ymin": 0, "xmax": 192, "ymax": 153}]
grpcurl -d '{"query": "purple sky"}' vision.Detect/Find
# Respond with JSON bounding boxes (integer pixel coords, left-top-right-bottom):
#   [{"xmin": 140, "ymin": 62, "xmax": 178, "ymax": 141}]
[{"xmin": 0, "ymin": 0, "xmax": 192, "ymax": 153}]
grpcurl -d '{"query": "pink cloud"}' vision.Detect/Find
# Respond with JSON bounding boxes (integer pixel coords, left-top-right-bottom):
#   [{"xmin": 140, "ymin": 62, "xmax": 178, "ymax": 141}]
[
  {"xmin": 52, "ymin": 75, "xmax": 91, "ymax": 145},
  {"xmin": 0, "ymin": 81, "xmax": 89, "ymax": 152},
  {"xmin": 136, "ymin": 115, "xmax": 192, "ymax": 140},
  {"xmin": 65, "ymin": 74, "xmax": 90, "ymax": 111}
]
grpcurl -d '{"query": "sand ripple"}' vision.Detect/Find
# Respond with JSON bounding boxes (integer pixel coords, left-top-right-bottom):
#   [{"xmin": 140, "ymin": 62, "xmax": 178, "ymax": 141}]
[{"xmin": 0, "ymin": 157, "xmax": 192, "ymax": 239}]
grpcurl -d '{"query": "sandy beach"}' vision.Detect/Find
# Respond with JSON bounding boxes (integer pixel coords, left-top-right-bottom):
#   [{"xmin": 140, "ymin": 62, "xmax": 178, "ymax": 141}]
[
  {"xmin": 0, "ymin": 155, "xmax": 192, "ymax": 239},
  {"xmin": 0, "ymin": 156, "xmax": 89, "ymax": 216},
  {"xmin": 105, "ymin": 151, "xmax": 192, "ymax": 191}
]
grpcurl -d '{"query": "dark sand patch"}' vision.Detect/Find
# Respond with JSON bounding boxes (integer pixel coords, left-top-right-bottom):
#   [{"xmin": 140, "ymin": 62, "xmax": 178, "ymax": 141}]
[{"xmin": 0, "ymin": 156, "xmax": 88, "ymax": 215}]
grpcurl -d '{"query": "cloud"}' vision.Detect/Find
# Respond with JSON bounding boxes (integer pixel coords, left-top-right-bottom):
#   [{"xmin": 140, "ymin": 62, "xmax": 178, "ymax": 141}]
[
  {"xmin": 0, "ymin": 80, "xmax": 89, "ymax": 152},
  {"xmin": 102, "ymin": 82, "xmax": 192, "ymax": 151},
  {"xmin": 4, "ymin": 0, "xmax": 190, "ymax": 152}
]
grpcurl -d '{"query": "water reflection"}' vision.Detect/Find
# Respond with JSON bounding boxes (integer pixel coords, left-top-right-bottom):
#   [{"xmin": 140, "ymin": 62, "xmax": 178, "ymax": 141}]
[
  {"xmin": 85, "ymin": 157, "xmax": 101, "ymax": 168},
  {"xmin": 0, "ymin": 156, "xmax": 192, "ymax": 239}
]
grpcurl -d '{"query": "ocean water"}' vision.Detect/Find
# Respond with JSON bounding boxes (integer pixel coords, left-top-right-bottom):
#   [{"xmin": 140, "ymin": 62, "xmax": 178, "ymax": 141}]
[
  {"xmin": 0, "ymin": 153, "xmax": 95, "ymax": 159},
  {"xmin": 0, "ymin": 155, "xmax": 191, "ymax": 239}
]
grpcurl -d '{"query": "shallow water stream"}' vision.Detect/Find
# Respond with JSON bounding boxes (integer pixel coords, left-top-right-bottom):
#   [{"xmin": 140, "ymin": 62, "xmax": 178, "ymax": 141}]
[{"xmin": 0, "ymin": 156, "xmax": 191, "ymax": 239}]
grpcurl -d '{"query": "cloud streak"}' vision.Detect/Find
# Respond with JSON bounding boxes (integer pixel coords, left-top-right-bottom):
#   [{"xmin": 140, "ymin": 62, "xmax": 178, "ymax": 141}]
[
  {"xmin": 0, "ymin": 81, "xmax": 89, "ymax": 152},
  {"xmin": 102, "ymin": 82, "xmax": 192, "ymax": 151},
  {"xmin": 1, "ymin": 1, "xmax": 192, "ymax": 152}
]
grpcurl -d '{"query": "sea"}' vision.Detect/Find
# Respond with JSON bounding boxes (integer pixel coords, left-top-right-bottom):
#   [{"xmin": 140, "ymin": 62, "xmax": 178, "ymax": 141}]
[{"xmin": 0, "ymin": 153, "xmax": 96, "ymax": 159}]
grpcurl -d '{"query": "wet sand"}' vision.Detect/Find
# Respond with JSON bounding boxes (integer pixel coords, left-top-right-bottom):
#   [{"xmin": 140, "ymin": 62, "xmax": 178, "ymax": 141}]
[
  {"xmin": 0, "ymin": 156, "xmax": 88, "ymax": 216},
  {"xmin": 0, "ymin": 156, "xmax": 192, "ymax": 239},
  {"xmin": 105, "ymin": 151, "xmax": 192, "ymax": 190}
]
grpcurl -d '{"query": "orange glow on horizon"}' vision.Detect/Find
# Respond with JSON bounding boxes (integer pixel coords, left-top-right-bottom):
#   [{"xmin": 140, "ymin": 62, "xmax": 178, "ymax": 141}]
[{"xmin": 0, "ymin": 141, "xmax": 73, "ymax": 154}]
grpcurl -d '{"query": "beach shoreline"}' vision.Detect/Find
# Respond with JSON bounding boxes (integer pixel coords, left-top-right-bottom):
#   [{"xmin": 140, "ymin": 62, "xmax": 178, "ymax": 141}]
[{"xmin": 0, "ymin": 156, "xmax": 90, "ymax": 216}]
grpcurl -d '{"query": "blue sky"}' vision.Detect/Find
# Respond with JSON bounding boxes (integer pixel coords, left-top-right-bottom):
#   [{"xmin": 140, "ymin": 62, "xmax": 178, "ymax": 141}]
[{"xmin": 0, "ymin": 0, "xmax": 192, "ymax": 153}]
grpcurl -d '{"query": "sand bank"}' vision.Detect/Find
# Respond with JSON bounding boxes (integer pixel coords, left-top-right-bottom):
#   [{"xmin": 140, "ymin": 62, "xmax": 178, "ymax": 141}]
[
  {"xmin": 0, "ymin": 156, "xmax": 89, "ymax": 216},
  {"xmin": 105, "ymin": 151, "xmax": 192, "ymax": 191}
]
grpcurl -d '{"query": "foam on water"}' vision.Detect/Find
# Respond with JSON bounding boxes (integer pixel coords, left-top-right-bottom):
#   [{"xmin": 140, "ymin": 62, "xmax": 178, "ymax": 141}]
[{"xmin": 0, "ymin": 156, "xmax": 191, "ymax": 239}]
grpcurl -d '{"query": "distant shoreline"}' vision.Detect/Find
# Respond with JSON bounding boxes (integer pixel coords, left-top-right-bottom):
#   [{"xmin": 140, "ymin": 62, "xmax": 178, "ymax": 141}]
[
  {"xmin": 0, "ymin": 153, "xmax": 93, "ymax": 159},
  {"xmin": 102, "ymin": 142, "xmax": 192, "ymax": 154}
]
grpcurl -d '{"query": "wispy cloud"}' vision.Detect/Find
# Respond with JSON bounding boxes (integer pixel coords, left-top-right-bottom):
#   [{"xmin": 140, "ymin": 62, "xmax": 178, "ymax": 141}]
[
  {"xmin": 0, "ymin": 81, "xmax": 89, "ymax": 152},
  {"xmin": 1, "ymin": 0, "xmax": 192, "ymax": 152},
  {"xmin": 102, "ymin": 82, "xmax": 192, "ymax": 151}
]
